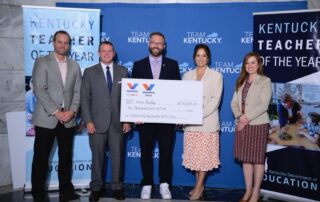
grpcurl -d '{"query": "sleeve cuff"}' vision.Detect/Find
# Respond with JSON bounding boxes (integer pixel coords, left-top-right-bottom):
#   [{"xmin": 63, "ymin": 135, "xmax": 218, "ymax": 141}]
[{"xmin": 51, "ymin": 109, "xmax": 59, "ymax": 116}]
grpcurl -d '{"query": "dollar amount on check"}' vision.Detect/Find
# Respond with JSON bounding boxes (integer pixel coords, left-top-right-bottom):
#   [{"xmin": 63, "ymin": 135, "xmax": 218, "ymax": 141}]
[{"xmin": 120, "ymin": 78, "xmax": 203, "ymax": 124}]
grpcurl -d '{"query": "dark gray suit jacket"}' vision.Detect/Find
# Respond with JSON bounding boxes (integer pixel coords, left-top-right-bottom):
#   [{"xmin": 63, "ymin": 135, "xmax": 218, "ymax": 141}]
[
  {"xmin": 32, "ymin": 53, "xmax": 82, "ymax": 129},
  {"xmin": 81, "ymin": 63, "xmax": 128, "ymax": 133}
]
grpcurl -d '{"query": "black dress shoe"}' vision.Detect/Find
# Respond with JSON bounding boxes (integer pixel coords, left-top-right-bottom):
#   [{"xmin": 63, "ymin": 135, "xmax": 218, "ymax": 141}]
[
  {"xmin": 89, "ymin": 190, "xmax": 100, "ymax": 202},
  {"xmin": 33, "ymin": 194, "xmax": 49, "ymax": 202},
  {"xmin": 112, "ymin": 189, "xmax": 125, "ymax": 200},
  {"xmin": 59, "ymin": 192, "xmax": 81, "ymax": 202}
]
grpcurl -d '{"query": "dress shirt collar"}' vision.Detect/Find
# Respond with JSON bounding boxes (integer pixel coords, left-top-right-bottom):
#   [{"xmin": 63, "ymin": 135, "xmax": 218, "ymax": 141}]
[
  {"xmin": 100, "ymin": 62, "xmax": 114, "ymax": 79},
  {"xmin": 53, "ymin": 53, "xmax": 67, "ymax": 63},
  {"xmin": 149, "ymin": 55, "xmax": 163, "ymax": 64},
  {"xmin": 100, "ymin": 62, "xmax": 113, "ymax": 70}
]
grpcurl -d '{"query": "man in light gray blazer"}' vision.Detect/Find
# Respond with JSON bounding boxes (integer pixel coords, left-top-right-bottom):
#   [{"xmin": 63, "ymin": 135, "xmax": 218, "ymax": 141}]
[
  {"xmin": 81, "ymin": 41, "xmax": 131, "ymax": 201},
  {"xmin": 31, "ymin": 30, "xmax": 82, "ymax": 202}
]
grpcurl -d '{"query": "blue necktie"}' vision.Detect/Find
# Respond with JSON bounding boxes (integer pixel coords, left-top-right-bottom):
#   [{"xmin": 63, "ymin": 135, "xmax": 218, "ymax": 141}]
[{"xmin": 106, "ymin": 66, "xmax": 112, "ymax": 93}]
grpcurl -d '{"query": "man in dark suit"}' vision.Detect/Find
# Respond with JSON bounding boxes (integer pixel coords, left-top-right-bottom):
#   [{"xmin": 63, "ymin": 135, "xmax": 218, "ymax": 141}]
[
  {"xmin": 131, "ymin": 32, "xmax": 181, "ymax": 199},
  {"xmin": 81, "ymin": 41, "xmax": 131, "ymax": 201},
  {"xmin": 31, "ymin": 30, "xmax": 82, "ymax": 202}
]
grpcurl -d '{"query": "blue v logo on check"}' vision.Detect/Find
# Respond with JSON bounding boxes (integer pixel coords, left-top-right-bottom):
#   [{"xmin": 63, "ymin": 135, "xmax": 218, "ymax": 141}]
[
  {"xmin": 143, "ymin": 83, "xmax": 155, "ymax": 91},
  {"xmin": 127, "ymin": 83, "xmax": 138, "ymax": 90}
]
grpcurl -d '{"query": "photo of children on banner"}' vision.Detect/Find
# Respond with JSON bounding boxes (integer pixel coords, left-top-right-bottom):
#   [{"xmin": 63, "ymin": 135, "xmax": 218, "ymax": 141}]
[
  {"xmin": 277, "ymin": 93, "xmax": 302, "ymax": 130},
  {"xmin": 268, "ymin": 87, "xmax": 320, "ymax": 151},
  {"xmin": 25, "ymin": 78, "xmax": 37, "ymax": 136},
  {"xmin": 298, "ymin": 112, "xmax": 320, "ymax": 147}
]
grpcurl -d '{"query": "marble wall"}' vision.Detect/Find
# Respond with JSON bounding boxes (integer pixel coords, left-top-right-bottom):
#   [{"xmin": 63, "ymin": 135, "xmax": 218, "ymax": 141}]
[
  {"xmin": 0, "ymin": 0, "xmax": 319, "ymax": 187},
  {"xmin": 0, "ymin": 0, "xmax": 53, "ymax": 187}
]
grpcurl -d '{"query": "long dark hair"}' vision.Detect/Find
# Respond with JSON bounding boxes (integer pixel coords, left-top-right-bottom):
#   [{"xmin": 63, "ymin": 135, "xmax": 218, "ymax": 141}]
[{"xmin": 235, "ymin": 52, "xmax": 264, "ymax": 91}]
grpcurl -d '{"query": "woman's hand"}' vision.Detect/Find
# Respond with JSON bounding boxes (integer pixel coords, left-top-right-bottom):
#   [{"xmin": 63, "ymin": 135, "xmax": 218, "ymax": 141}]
[{"xmin": 236, "ymin": 114, "xmax": 250, "ymax": 131}]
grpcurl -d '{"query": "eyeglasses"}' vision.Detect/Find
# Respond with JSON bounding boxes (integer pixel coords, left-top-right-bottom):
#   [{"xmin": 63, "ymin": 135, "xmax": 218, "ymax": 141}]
[{"xmin": 149, "ymin": 41, "xmax": 164, "ymax": 46}]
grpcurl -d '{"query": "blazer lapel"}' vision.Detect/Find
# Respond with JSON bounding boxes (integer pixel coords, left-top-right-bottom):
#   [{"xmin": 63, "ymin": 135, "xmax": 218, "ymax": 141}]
[
  {"xmin": 96, "ymin": 64, "xmax": 110, "ymax": 96},
  {"xmin": 190, "ymin": 68, "xmax": 197, "ymax": 80},
  {"xmin": 237, "ymin": 81, "xmax": 245, "ymax": 109},
  {"xmin": 64, "ymin": 59, "xmax": 72, "ymax": 90},
  {"xmin": 146, "ymin": 59, "xmax": 154, "ymax": 79},
  {"xmin": 112, "ymin": 64, "xmax": 122, "ymax": 96},
  {"xmin": 246, "ymin": 74, "xmax": 261, "ymax": 98},
  {"xmin": 159, "ymin": 58, "xmax": 168, "ymax": 79},
  {"xmin": 200, "ymin": 66, "xmax": 209, "ymax": 81}
]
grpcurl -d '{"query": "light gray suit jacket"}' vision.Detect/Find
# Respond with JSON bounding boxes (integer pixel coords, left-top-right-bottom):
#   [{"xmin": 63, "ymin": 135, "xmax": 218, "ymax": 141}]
[
  {"xmin": 81, "ymin": 63, "xmax": 128, "ymax": 133},
  {"xmin": 183, "ymin": 67, "xmax": 223, "ymax": 133},
  {"xmin": 231, "ymin": 74, "xmax": 272, "ymax": 125},
  {"xmin": 32, "ymin": 53, "xmax": 82, "ymax": 129}
]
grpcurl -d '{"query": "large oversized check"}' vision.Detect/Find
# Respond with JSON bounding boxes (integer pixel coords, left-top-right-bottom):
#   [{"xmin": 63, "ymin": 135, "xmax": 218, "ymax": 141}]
[{"xmin": 120, "ymin": 78, "xmax": 203, "ymax": 124}]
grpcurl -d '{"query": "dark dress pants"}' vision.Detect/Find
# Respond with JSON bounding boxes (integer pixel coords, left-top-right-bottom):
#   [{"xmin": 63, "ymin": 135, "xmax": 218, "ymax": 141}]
[
  {"xmin": 31, "ymin": 123, "xmax": 75, "ymax": 198},
  {"xmin": 138, "ymin": 123, "xmax": 175, "ymax": 186},
  {"xmin": 89, "ymin": 119, "xmax": 124, "ymax": 192}
]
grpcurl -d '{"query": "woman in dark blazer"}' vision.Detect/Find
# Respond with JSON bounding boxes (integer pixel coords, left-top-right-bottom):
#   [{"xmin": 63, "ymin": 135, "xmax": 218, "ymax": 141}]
[{"xmin": 231, "ymin": 52, "xmax": 272, "ymax": 202}]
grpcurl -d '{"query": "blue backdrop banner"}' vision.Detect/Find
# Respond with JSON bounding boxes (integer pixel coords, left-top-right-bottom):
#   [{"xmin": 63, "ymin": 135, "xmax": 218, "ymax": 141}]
[{"xmin": 57, "ymin": 2, "xmax": 307, "ymax": 188}]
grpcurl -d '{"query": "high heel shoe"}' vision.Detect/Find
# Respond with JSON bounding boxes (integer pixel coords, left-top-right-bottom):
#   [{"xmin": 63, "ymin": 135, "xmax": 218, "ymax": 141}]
[
  {"xmin": 247, "ymin": 192, "xmax": 260, "ymax": 202},
  {"xmin": 188, "ymin": 188, "xmax": 195, "ymax": 196},
  {"xmin": 239, "ymin": 191, "xmax": 252, "ymax": 202},
  {"xmin": 189, "ymin": 187, "xmax": 204, "ymax": 200}
]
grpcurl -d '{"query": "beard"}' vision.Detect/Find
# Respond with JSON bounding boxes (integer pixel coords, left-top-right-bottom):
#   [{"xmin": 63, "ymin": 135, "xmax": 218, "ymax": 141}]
[
  {"xmin": 55, "ymin": 49, "xmax": 68, "ymax": 56},
  {"xmin": 149, "ymin": 47, "xmax": 163, "ymax": 57}
]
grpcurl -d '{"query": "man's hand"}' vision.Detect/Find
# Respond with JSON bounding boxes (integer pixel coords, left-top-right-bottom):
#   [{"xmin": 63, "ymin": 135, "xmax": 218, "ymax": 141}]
[
  {"xmin": 54, "ymin": 111, "xmax": 65, "ymax": 123},
  {"xmin": 60, "ymin": 110, "xmax": 75, "ymax": 123},
  {"xmin": 86, "ymin": 122, "xmax": 96, "ymax": 135},
  {"xmin": 122, "ymin": 123, "xmax": 131, "ymax": 134}
]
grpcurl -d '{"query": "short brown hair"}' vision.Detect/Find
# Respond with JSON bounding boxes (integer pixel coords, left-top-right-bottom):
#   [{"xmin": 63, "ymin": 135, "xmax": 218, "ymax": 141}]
[
  {"xmin": 308, "ymin": 112, "xmax": 320, "ymax": 123},
  {"xmin": 53, "ymin": 30, "xmax": 71, "ymax": 43},
  {"xmin": 281, "ymin": 93, "xmax": 293, "ymax": 103}
]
